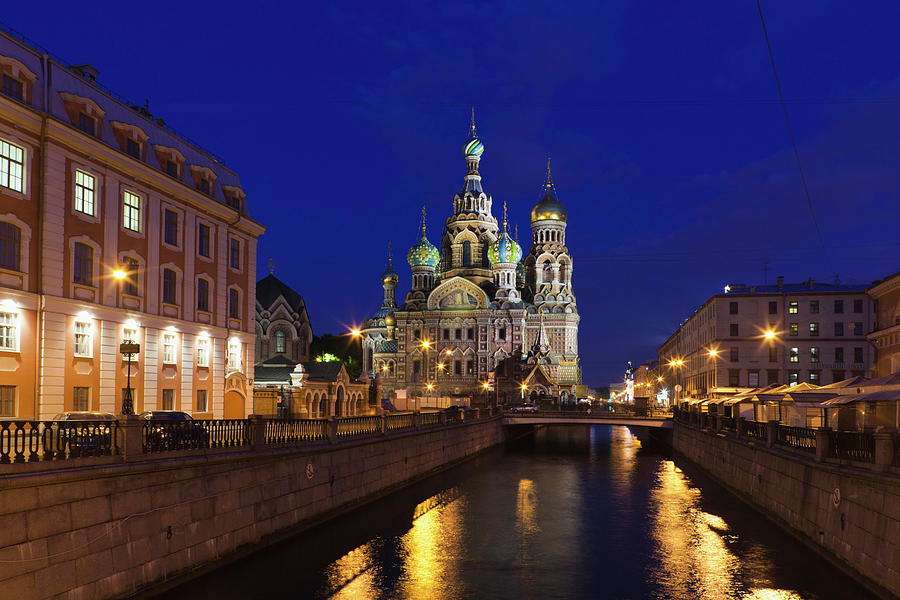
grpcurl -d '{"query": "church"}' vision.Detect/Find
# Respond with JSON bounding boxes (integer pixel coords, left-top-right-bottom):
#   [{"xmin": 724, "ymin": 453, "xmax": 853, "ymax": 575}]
[{"xmin": 360, "ymin": 117, "xmax": 581, "ymax": 405}]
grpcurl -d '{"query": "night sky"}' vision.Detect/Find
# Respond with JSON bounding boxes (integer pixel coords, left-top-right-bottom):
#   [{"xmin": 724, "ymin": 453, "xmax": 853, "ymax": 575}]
[{"xmin": 6, "ymin": 2, "xmax": 900, "ymax": 386}]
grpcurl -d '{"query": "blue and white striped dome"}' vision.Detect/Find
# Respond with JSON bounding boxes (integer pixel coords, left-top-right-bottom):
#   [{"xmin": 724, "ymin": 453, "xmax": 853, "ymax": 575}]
[
  {"xmin": 462, "ymin": 135, "xmax": 484, "ymax": 157},
  {"xmin": 488, "ymin": 232, "xmax": 522, "ymax": 265}
]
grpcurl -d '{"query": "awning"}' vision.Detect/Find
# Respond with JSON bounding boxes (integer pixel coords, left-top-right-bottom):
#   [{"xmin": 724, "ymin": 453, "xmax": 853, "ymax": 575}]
[{"xmin": 821, "ymin": 390, "xmax": 900, "ymax": 406}]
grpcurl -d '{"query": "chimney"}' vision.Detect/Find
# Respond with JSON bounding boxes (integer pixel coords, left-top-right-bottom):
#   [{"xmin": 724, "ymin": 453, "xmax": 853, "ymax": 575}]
[
  {"xmin": 776, "ymin": 276, "xmax": 784, "ymax": 290},
  {"xmin": 806, "ymin": 278, "xmax": 814, "ymax": 289},
  {"xmin": 72, "ymin": 63, "xmax": 99, "ymax": 82}
]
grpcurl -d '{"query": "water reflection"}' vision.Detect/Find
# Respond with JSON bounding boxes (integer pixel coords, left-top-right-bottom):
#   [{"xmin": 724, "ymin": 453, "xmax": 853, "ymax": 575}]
[
  {"xmin": 398, "ymin": 491, "xmax": 467, "ymax": 599},
  {"xmin": 326, "ymin": 543, "xmax": 377, "ymax": 600}
]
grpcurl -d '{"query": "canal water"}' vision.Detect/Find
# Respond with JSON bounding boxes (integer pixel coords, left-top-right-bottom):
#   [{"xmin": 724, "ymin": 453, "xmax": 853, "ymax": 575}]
[{"xmin": 158, "ymin": 426, "xmax": 877, "ymax": 600}]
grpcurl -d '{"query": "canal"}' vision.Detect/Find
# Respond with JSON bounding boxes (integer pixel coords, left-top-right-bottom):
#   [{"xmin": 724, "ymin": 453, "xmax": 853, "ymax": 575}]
[{"xmin": 156, "ymin": 425, "xmax": 877, "ymax": 600}]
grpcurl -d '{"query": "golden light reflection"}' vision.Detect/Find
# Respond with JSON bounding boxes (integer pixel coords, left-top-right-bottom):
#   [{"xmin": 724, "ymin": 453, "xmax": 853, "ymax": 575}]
[
  {"xmin": 608, "ymin": 426, "xmax": 638, "ymax": 505},
  {"xmin": 325, "ymin": 542, "xmax": 377, "ymax": 600},
  {"xmin": 399, "ymin": 491, "xmax": 466, "ymax": 599},
  {"xmin": 515, "ymin": 478, "xmax": 539, "ymax": 536}
]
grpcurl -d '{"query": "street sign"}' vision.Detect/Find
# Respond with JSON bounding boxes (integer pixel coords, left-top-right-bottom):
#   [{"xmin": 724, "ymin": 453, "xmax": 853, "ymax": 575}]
[{"xmin": 119, "ymin": 342, "xmax": 140, "ymax": 355}]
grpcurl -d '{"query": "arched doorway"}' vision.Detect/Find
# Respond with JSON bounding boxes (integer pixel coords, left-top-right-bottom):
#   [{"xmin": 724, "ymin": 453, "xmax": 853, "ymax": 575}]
[
  {"xmin": 224, "ymin": 390, "xmax": 245, "ymax": 419},
  {"xmin": 335, "ymin": 387, "xmax": 344, "ymax": 417},
  {"xmin": 356, "ymin": 395, "xmax": 366, "ymax": 415},
  {"xmin": 319, "ymin": 395, "xmax": 330, "ymax": 418}
]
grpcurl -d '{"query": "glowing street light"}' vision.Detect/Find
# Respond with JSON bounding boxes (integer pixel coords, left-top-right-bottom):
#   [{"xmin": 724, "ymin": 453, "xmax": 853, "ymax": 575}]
[
  {"xmin": 708, "ymin": 349, "xmax": 719, "ymax": 358},
  {"xmin": 421, "ymin": 340, "xmax": 431, "ymax": 350},
  {"xmin": 350, "ymin": 328, "xmax": 361, "ymax": 338},
  {"xmin": 112, "ymin": 269, "xmax": 127, "ymax": 280},
  {"xmin": 763, "ymin": 329, "xmax": 776, "ymax": 341}
]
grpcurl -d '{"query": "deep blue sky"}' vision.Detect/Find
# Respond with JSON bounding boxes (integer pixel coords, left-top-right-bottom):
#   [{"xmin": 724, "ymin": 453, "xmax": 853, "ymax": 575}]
[{"xmin": 7, "ymin": 2, "xmax": 900, "ymax": 386}]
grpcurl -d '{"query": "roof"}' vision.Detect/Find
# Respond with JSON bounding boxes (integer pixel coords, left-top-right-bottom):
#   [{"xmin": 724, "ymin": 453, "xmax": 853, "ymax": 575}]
[
  {"xmin": 862, "ymin": 373, "xmax": 900, "ymax": 386},
  {"xmin": 260, "ymin": 355, "xmax": 297, "ymax": 366},
  {"xmin": 821, "ymin": 390, "xmax": 900, "ymax": 406},
  {"xmin": 376, "ymin": 339, "xmax": 398, "ymax": 353},
  {"xmin": 253, "ymin": 365, "xmax": 294, "ymax": 384},
  {"xmin": 721, "ymin": 282, "xmax": 868, "ymax": 296},
  {"xmin": 301, "ymin": 361, "xmax": 345, "ymax": 382},
  {"xmin": 819, "ymin": 376, "xmax": 868, "ymax": 389},
  {"xmin": 257, "ymin": 274, "xmax": 305, "ymax": 310}
]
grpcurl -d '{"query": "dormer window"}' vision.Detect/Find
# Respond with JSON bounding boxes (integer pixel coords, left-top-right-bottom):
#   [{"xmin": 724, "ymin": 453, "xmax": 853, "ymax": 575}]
[
  {"xmin": 126, "ymin": 139, "xmax": 140, "ymax": 159},
  {"xmin": 166, "ymin": 160, "xmax": 178, "ymax": 178},
  {"xmin": 200, "ymin": 179, "xmax": 210, "ymax": 195},
  {"xmin": 189, "ymin": 165, "xmax": 217, "ymax": 197},
  {"xmin": 1, "ymin": 75, "xmax": 22, "ymax": 101},
  {"xmin": 153, "ymin": 145, "xmax": 185, "ymax": 180},
  {"xmin": 78, "ymin": 113, "xmax": 96, "ymax": 136},
  {"xmin": 59, "ymin": 92, "xmax": 105, "ymax": 138},
  {"xmin": 0, "ymin": 54, "xmax": 36, "ymax": 104},
  {"xmin": 222, "ymin": 185, "xmax": 246, "ymax": 212},
  {"xmin": 110, "ymin": 121, "xmax": 148, "ymax": 161}
]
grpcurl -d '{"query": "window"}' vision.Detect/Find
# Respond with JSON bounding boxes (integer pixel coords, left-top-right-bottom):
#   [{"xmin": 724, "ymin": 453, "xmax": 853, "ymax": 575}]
[
  {"xmin": 809, "ymin": 371, "xmax": 820, "ymax": 385},
  {"xmin": 466, "ymin": 360, "xmax": 474, "ymax": 375},
  {"xmin": 199, "ymin": 178, "xmax": 211, "ymax": 195},
  {"xmin": 198, "ymin": 224, "xmax": 211, "ymax": 257},
  {"xmin": 728, "ymin": 370, "xmax": 739, "ymax": 387},
  {"xmin": 229, "ymin": 239, "xmax": 240, "ymax": 269},
  {"xmin": 413, "ymin": 329, "xmax": 421, "ymax": 340},
  {"xmin": 467, "ymin": 328, "xmax": 474, "ymax": 340},
  {"xmin": 809, "ymin": 323, "xmax": 819, "ymax": 336},
  {"xmin": 768, "ymin": 301, "xmax": 777, "ymax": 315},
  {"xmin": 227, "ymin": 339, "xmax": 241, "ymax": 371},
  {"xmin": 196, "ymin": 278, "xmax": 209, "ymax": 311},
  {"xmin": 809, "ymin": 300, "xmax": 819, "ymax": 314},
  {"xmin": 77, "ymin": 113, "xmax": 95, "ymax": 136},
  {"xmin": 788, "ymin": 372, "xmax": 799, "ymax": 386},
  {"xmin": 122, "ymin": 191, "xmax": 141, "ymax": 231},
  {"xmin": 0, "ymin": 138, "xmax": 25, "ymax": 192},
  {"xmin": 729, "ymin": 347, "xmax": 738, "ymax": 362},
  {"xmin": 162, "ymin": 333, "xmax": 176, "ymax": 364},
  {"xmin": 162, "ymin": 269, "xmax": 177, "ymax": 304},
  {"xmin": 729, "ymin": 324, "xmax": 738, "ymax": 337},
  {"xmin": 275, "ymin": 331, "xmax": 286, "ymax": 353},
  {"xmin": 122, "ymin": 327, "xmax": 137, "ymax": 362},
  {"xmin": 413, "ymin": 360, "xmax": 421, "ymax": 375},
  {"xmin": 165, "ymin": 160, "xmax": 178, "ymax": 178},
  {"xmin": 229, "ymin": 288, "xmax": 240, "ymax": 319},
  {"xmin": 1, "ymin": 75, "xmax": 23, "ymax": 101},
  {"xmin": 196, "ymin": 338, "xmax": 209, "ymax": 368},
  {"xmin": 442, "ymin": 329, "xmax": 449, "ymax": 340},
  {"xmin": 748, "ymin": 371, "xmax": 759, "ymax": 387},
  {"xmin": 74, "ymin": 242, "xmax": 93, "ymax": 285},
  {"xmin": 853, "ymin": 299, "xmax": 863, "ymax": 313},
  {"xmin": 852, "ymin": 322, "xmax": 863, "ymax": 336},
  {"xmin": 0, "ymin": 385, "xmax": 14, "ymax": 416},
  {"xmin": 74, "ymin": 321, "xmax": 92, "ymax": 357},
  {"xmin": 789, "ymin": 323, "xmax": 798, "ymax": 336},
  {"xmin": 834, "ymin": 322, "xmax": 844, "ymax": 337},
  {"xmin": 0, "ymin": 312, "xmax": 18, "ymax": 350},
  {"xmin": 126, "ymin": 138, "xmax": 140, "ymax": 159},
  {"xmin": 454, "ymin": 329, "xmax": 461, "ymax": 340},
  {"xmin": 831, "ymin": 370, "xmax": 845, "ymax": 383},
  {"xmin": 729, "ymin": 301, "xmax": 738, "ymax": 315},
  {"xmin": 834, "ymin": 347, "xmax": 844, "ymax": 363},
  {"xmin": 123, "ymin": 257, "xmax": 139, "ymax": 296},
  {"xmin": 810, "ymin": 347, "xmax": 819, "ymax": 363},
  {"xmin": 74, "ymin": 170, "xmax": 95, "ymax": 215},
  {"xmin": 789, "ymin": 347, "xmax": 799, "ymax": 363},
  {"xmin": 196, "ymin": 389, "xmax": 208, "ymax": 412},
  {"xmin": 454, "ymin": 360, "xmax": 462, "ymax": 375},
  {"xmin": 164, "ymin": 210, "xmax": 178, "ymax": 245},
  {"xmin": 462, "ymin": 241, "xmax": 471, "ymax": 267},
  {"xmin": 853, "ymin": 347, "xmax": 864, "ymax": 364},
  {"xmin": 162, "ymin": 389, "xmax": 174, "ymax": 410},
  {"xmin": 834, "ymin": 300, "xmax": 844, "ymax": 314},
  {"xmin": 767, "ymin": 370, "xmax": 779, "ymax": 385},
  {"xmin": 543, "ymin": 264, "xmax": 552, "ymax": 283},
  {"xmin": 498, "ymin": 327, "xmax": 507, "ymax": 340},
  {"xmin": 768, "ymin": 346, "xmax": 777, "ymax": 362},
  {"xmin": 789, "ymin": 301, "xmax": 798, "ymax": 314},
  {"xmin": 73, "ymin": 387, "xmax": 90, "ymax": 411},
  {"xmin": 0, "ymin": 222, "xmax": 21, "ymax": 270}
]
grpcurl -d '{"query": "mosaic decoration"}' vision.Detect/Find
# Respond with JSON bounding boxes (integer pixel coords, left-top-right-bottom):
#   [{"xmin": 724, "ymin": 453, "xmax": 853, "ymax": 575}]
[
  {"xmin": 407, "ymin": 235, "xmax": 440, "ymax": 268},
  {"xmin": 488, "ymin": 231, "xmax": 522, "ymax": 264}
]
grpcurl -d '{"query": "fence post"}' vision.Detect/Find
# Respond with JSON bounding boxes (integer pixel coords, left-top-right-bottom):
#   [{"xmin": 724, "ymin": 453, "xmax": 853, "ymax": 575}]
[
  {"xmin": 414, "ymin": 410, "xmax": 422, "ymax": 430},
  {"xmin": 116, "ymin": 415, "xmax": 143, "ymax": 461},
  {"xmin": 474, "ymin": 408, "xmax": 481, "ymax": 420},
  {"xmin": 440, "ymin": 411, "xmax": 448, "ymax": 426},
  {"xmin": 815, "ymin": 427, "xmax": 831, "ymax": 462},
  {"xmin": 327, "ymin": 417, "xmax": 337, "ymax": 443},
  {"xmin": 380, "ymin": 414, "xmax": 387, "ymax": 435},
  {"xmin": 737, "ymin": 417, "xmax": 746, "ymax": 438},
  {"xmin": 248, "ymin": 415, "xmax": 267, "ymax": 450},
  {"xmin": 873, "ymin": 433, "xmax": 893, "ymax": 468},
  {"xmin": 766, "ymin": 420, "xmax": 778, "ymax": 448}
]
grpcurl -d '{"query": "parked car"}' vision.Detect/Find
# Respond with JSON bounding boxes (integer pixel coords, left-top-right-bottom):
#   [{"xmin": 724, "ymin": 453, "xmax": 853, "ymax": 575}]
[
  {"xmin": 50, "ymin": 412, "xmax": 117, "ymax": 456},
  {"xmin": 139, "ymin": 411, "xmax": 207, "ymax": 450},
  {"xmin": 510, "ymin": 403, "xmax": 539, "ymax": 413}
]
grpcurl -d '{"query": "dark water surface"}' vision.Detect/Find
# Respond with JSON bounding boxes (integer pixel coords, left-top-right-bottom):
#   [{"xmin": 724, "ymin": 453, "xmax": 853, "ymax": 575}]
[{"xmin": 158, "ymin": 426, "xmax": 876, "ymax": 600}]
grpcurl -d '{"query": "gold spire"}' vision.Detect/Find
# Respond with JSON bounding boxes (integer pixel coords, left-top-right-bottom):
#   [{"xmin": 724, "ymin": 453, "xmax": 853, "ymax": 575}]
[
  {"xmin": 514, "ymin": 223, "xmax": 519, "ymax": 243},
  {"xmin": 470, "ymin": 106, "xmax": 476, "ymax": 136},
  {"xmin": 421, "ymin": 205, "xmax": 427, "ymax": 236},
  {"xmin": 502, "ymin": 200, "xmax": 508, "ymax": 233},
  {"xmin": 545, "ymin": 157, "xmax": 553, "ymax": 189},
  {"xmin": 388, "ymin": 241, "xmax": 392, "ymax": 267}
]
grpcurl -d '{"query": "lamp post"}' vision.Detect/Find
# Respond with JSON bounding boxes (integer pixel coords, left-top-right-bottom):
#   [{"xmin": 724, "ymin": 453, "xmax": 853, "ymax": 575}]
[
  {"xmin": 707, "ymin": 348, "xmax": 719, "ymax": 398},
  {"xmin": 119, "ymin": 341, "xmax": 140, "ymax": 415}
]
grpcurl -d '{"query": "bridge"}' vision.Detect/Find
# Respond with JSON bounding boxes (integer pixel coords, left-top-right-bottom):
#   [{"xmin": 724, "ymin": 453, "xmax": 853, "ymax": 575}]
[{"xmin": 501, "ymin": 411, "xmax": 673, "ymax": 429}]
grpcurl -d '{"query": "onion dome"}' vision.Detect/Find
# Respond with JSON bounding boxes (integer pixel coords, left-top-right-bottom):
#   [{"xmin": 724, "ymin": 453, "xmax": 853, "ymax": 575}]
[
  {"xmin": 462, "ymin": 107, "xmax": 484, "ymax": 157},
  {"xmin": 407, "ymin": 207, "xmax": 440, "ymax": 268},
  {"xmin": 489, "ymin": 201, "xmax": 523, "ymax": 264},
  {"xmin": 531, "ymin": 158, "xmax": 568, "ymax": 223},
  {"xmin": 381, "ymin": 242, "xmax": 398, "ymax": 284}
]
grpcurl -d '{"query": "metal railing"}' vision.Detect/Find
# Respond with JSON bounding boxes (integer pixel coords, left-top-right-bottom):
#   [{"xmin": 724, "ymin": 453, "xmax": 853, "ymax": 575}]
[
  {"xmin": 266, "ymin": 419, "xmax": 327, "ymax": 444},
  {"xmin": 775, "ymin": 425, "xmax": 816, "ymax": 454},
  {"xmin": 142, "ymin": 419, "xmax": 249, "ymax": 453},
  {"xmin": 385, "ymin": 413, "xmax": 416, "ymax": 432},
  {"xmin": 745, "ymin": 421, "xmax": 768, "ymax": 441},
  {"xmin": 720, "ymin": 416, "xmax": 736, "ymax": 431},
  {"xmin": 0, "ymin": 420, "xmax": 118, "ymax": 462},
  {"xmin": 828, "ymin": 430, "xmax": 875, "ymax": 463},
  {"xmin": 420, "ymin": 411, "xmax": 442, "ymax": 427},
  {"xmin": 336, "ymin": 416, "xmax": 381, "ymax": 438}
]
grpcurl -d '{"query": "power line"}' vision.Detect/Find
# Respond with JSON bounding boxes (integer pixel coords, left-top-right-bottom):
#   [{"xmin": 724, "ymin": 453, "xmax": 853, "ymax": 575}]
[{"xmin": 756, "ymin": 0, "xmax": 831, "ymax": 270}]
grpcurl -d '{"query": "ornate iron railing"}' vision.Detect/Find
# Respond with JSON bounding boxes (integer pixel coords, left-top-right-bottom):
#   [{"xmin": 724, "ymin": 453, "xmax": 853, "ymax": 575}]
[
  {"xmin": 775, "ymin": 425, "xmax": 816, "ymax": 454},
  {"xmin": 142, "ymin": 419, "xmax": 249, "ymax": 453},
  {"xmin": 336, "ymin": 416, "xmax": 381, "ymax": 438},
  {"xmin": 0, "ymin": 420, "xmax": 118, "ymax": 462},
  {"xmin": 445, "ymin": 410, "xmax": 463, "ymax": 425},
  {"xmin": 266, "ymin": 419, "xmax": 327, "ymax": 444},
  {"xmin": 828, "ymin": 430, "xmax": 875, "ymax": 463},
  {"xmin": 385, "ymin": 413, "xmax": 416, "ymax": 432},
  {"xmin": 420, "ymin": 412, "xmax": 442, "ymax": 427},
  {"xmin": 745, "ymin": 420, "xmax": 767, "ymax": 441},
  {"xmin": 719, "ymin": 416, "xmax": 736, "ymax": 431}
]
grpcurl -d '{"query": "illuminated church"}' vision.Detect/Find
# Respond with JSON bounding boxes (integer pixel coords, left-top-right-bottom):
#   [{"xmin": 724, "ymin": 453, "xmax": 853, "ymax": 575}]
[{"xmin": 360, "ymin": 117, "xmax": 580, "ymax": 405}]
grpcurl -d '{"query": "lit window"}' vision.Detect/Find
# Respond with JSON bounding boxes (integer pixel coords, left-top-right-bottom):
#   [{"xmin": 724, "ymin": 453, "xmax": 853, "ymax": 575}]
[
  {"xmin": 0, "ymin": 312, "xmax": 18, "ymax": 351},
  {"xmin": 0, "ymin": 222, "xmax": 21, "ymax": 271},
  {"xmin": 197, "ymin": 278, "xmax": 209, "ymax": 312},
  {"xmin": 162, "ymin": 333, "xmax": 176, "ymax": 364},
  {"xmin": 809, "ymin": 323, "xmax": 819, "ymax": 336},
  {"xmin": 198, "ymin": 223, "xmax": 211, "ymax": 257},
  {"xmin": 73, "ymin": 386, "xmax": 90, "ymax": 411},
  {"xmin": 789, "ymin": 323, "xmax": 798, "ymax": 336},
  {"xmin": 275, "ymin": 331, "xmax": 286, "ymax": 353},
  {"xmin": 123, "ymin": 327, "xmax": 138, "ymax": 362},
  {"xmin": 73, "ymin": 242, "xmax": 93, "ymax": 285},
  {"xmin": 164, "ymin": 210, "xmax": 178, "ymax": 246},
  {"xmin": 789, "ymin": 347, "xmax": 799, "ymax": 363},
  {"xmin": 229, "ymin": 238, "xmax": 240, "ymax": 270},
  {"xmin": 1, "ymin": 75, "xmax": 23, "ymax": 101},
  {"xmin": 227, "ymin": 339, "xmax": 241, "ymax": 371},
  {"xmin": 788, "ymin": 372, "xmax": 799, "ymax": 386},
  {"xmin": 196, "ymin": 337, "xmax": 210, "ymax": 368},
  {"xmin": 74, "ymin": 321, "xmax": 92, "ymax": 357},
  {"xmin": 788, "ymin": 301, "xmax": 798, "ymax": 314},
  {"xmin": 809, "ymin": 372, "xmax": 820, "ymax": 385},
  {"xmin": 0, "ymin": 138, "xmax": 25, "ymax": 193},
  {"xmin": 810, "ymin": 347, "xmax": 819, "ymax": 363},
  {"xmin": 122, "ymin": 191, "xmax": 141, "ymax": 231},
  {"xmin": 229, "ymin": 288, "xmax": 240, "ymax": 319},
  {"xmin": 74, "ymin": 170, "xmax": 95, "ymax": 215},
  {"xmin": 161, "ymin": 389, "xmax": 174, "ymax": 410},
  {"xmin": 196, "ymin": 389, "xmax": 208, "ymax": 412},
  {"xmin": 0, "ymin": 385, "xmax": 15, "ymax": 417}
]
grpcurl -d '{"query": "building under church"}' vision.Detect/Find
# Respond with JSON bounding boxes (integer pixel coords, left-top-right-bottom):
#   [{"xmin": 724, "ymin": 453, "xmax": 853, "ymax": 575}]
[{"xmin": 361, "ymin": 118, "xmax": 581, "ymax": 406}]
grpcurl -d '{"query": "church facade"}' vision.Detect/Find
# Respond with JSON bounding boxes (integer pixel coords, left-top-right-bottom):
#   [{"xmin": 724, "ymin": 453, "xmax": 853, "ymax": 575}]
[{"xmin": 360, "ymin": 118, "xmax": 580, "ymax": 405}]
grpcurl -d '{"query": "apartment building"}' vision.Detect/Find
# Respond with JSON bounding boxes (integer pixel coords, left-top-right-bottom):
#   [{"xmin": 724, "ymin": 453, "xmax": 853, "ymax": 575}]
[
  {"xmin": 658, "ymin": 278, "xmax": 874, "ymax": 399},
  {"xmin": 0, "ymin": 26, "xmax": 265, "ymax": 419},
  {"xmin": 867, "ymin": 271, "xmax": 900, "ymax": 377}
]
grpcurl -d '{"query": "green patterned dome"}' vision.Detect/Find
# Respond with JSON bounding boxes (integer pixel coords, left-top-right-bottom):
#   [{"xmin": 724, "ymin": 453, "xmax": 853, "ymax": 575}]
[
  {"xmin": 488, "ymin": 231, "xmax": 522, "ymax": 265},
  {"xmin": 462, "ymin": 135, "xmax": 484, "ymax": 157},
  {"xmin": 407, "ymin": 234, "xmax": 440, "ymax": 268}
]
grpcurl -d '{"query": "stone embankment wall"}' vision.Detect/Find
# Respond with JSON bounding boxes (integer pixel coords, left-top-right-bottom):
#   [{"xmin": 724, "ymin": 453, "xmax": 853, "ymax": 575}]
[
  {"xmin": 0, "ymin": 418, "xmax": 504, "ymax": 599},
  {"xmin": 672, "ymin": 423, "xmax": 900, "ymax": 599}
]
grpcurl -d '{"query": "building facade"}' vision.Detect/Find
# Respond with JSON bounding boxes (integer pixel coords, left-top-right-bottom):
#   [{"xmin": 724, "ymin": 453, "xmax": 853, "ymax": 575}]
[
  {"xmin": 867, "ymin": 271, "xmax": 900, "ymax": 377},
  {"xmin": 0, "ymin": 27, "xmax": 264, "ymax": 419},
  {"xmin": 360, "ymin": 119, "xmax": 580, "ymax": 405},
  {"xmin": 255, "ymin": 272, "xmax": 313, "ymax": 365},
  {"xmin": 658, "ymin": 278, "xmax": 874, "ymax": 399}
]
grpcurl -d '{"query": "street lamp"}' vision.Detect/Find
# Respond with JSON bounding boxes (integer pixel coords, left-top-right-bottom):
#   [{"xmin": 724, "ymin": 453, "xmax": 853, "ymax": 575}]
[
  {"xmin": 119, "ymin": 340, "xmax": 140, "ymax": 415},
  {"xmin": 520, "ymin": 383, "xmax": 528, "ymax": 402},
  {"xmin": 706, "ymin": 348, "xmax": 720, "ymax": 397}
]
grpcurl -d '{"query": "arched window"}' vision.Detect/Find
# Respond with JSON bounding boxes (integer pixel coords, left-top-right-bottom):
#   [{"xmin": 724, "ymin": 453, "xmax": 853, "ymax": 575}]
[
  {"xmin": 543, "ymin": 264, "xmax": 552, "ymax": 283},
  {"xmin": 275, "ymin": 330, "xmax": 286, "ymax": 353},
  {"xmin": 559, "ymin": 263, "xmax": 568, "ymax": 284},
  {"xmin": 462, "ymin": 241, "xmax": 471, "ymax": 267},
  {"xmin": 0, "ymin": 222, "xmax": 20, "ymax": 271}
]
